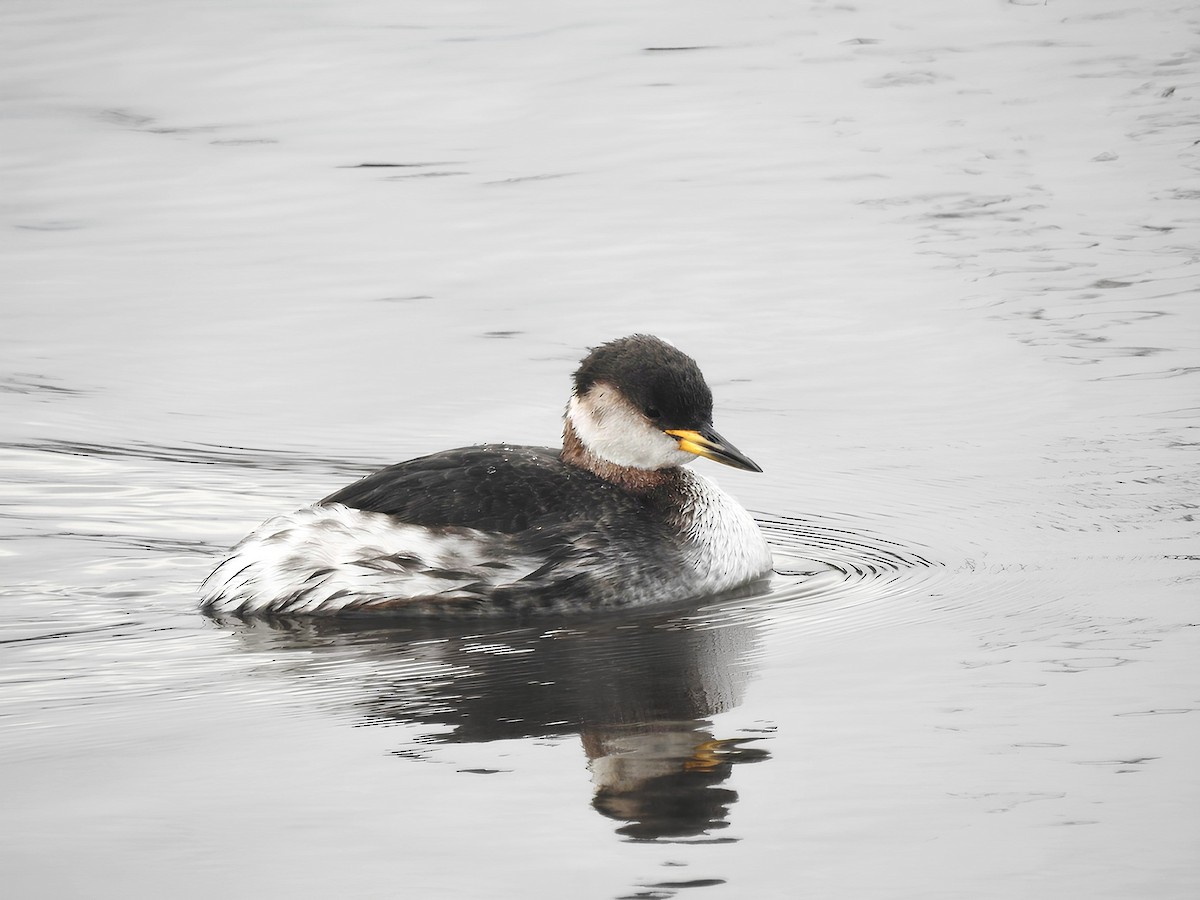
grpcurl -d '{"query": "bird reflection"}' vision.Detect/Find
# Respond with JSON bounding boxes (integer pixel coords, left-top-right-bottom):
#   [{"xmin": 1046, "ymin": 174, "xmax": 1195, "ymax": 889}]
[{"xmin": 219, "ymin": 599, "xmax": 771, "ymax": 842}]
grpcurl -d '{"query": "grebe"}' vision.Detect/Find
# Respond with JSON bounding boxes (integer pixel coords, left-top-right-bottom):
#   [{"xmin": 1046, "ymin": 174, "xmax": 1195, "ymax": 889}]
[{"xmin": 201, "ymin": 335, "xmax": 772, "ymax": 617}]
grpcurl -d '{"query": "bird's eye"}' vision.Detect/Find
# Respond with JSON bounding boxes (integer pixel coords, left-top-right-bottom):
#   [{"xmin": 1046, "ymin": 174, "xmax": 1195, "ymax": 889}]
[{"xmin": 644, "ymin": 406, "xmax": 661, "ymax": 420}]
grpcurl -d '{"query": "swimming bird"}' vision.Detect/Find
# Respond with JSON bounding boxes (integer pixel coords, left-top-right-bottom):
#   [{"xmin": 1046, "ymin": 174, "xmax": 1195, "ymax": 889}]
[{"xmin": 201, "ymin": 334, "xmax": 772, "ymax": 617}]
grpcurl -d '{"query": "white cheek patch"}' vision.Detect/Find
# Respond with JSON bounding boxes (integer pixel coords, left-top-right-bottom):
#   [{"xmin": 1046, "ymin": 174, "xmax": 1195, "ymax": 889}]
[{"xmin": 568, "ymin": 390, "xmax": 694, "ymax": 470}]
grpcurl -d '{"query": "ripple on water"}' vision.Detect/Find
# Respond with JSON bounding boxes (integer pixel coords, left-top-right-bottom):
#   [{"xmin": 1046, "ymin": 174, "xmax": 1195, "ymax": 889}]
[
  {"xmin": 676, "ymin": 512, "xmax": 946, "ymax": 643},
  {"xmin": 0, "ymin": 431, "xmax": 1100, "ymax": 752}
]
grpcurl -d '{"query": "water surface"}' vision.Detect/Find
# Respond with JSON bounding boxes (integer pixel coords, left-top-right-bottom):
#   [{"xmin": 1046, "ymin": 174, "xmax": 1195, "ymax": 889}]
[{"xmin": 3, "ymin": 1, "xmax": 1198, "ymax": 898}]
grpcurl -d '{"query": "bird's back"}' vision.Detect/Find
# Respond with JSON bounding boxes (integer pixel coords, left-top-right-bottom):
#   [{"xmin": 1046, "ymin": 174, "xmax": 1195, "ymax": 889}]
[
  {"xmin": 202, "ymin": 445, "xmax": 693, "ymax": 617},
  {"xmin": 321, "ymin": 444, "xmax": 651, "ymax": 532}
]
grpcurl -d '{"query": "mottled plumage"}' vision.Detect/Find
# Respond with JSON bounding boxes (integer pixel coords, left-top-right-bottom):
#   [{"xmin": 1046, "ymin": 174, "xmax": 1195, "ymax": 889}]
[{"xmin": 201, "ymin": 335, "xmax": 772, "ymax": 617}]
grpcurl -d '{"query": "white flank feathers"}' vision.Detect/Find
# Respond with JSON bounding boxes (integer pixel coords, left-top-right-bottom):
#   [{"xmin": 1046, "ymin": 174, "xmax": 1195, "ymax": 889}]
[{"xmin": 201, "ymin": 504, "xmax": 540, "ymax": 616}]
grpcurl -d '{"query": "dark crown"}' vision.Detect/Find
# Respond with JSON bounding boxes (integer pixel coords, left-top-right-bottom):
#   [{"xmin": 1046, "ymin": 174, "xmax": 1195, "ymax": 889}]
[{"xmin": 573, "ymin": 334, "xmax": 714, "ymax": 429}]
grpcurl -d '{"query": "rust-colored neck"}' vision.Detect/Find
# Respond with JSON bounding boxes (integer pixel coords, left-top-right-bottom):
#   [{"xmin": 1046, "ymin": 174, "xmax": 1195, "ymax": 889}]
[{"xmin": 561, "ymin": 419, "xmax": 675, "ymax": 494}]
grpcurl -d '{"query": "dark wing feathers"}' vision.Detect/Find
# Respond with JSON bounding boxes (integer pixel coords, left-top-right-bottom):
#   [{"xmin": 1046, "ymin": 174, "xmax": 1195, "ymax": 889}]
[
  {"xmin": 320, "ymin": 444, "xmax": 643, "ymax": 534},
  {"xmin": 317, "ymin": 444, "xmax": 692, "ymax": 611}
]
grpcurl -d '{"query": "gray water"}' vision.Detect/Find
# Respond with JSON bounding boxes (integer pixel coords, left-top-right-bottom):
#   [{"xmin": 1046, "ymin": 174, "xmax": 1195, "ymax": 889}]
[{"xmin": 3, "ymin": 1, "xmax": 1198, "ymax": 897}]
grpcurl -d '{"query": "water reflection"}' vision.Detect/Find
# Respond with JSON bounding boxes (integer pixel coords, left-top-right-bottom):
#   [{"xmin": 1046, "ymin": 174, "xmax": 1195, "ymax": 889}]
[{"xmin": 220, "ymin": 607, "xmax": 770, "ymax": 841}]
